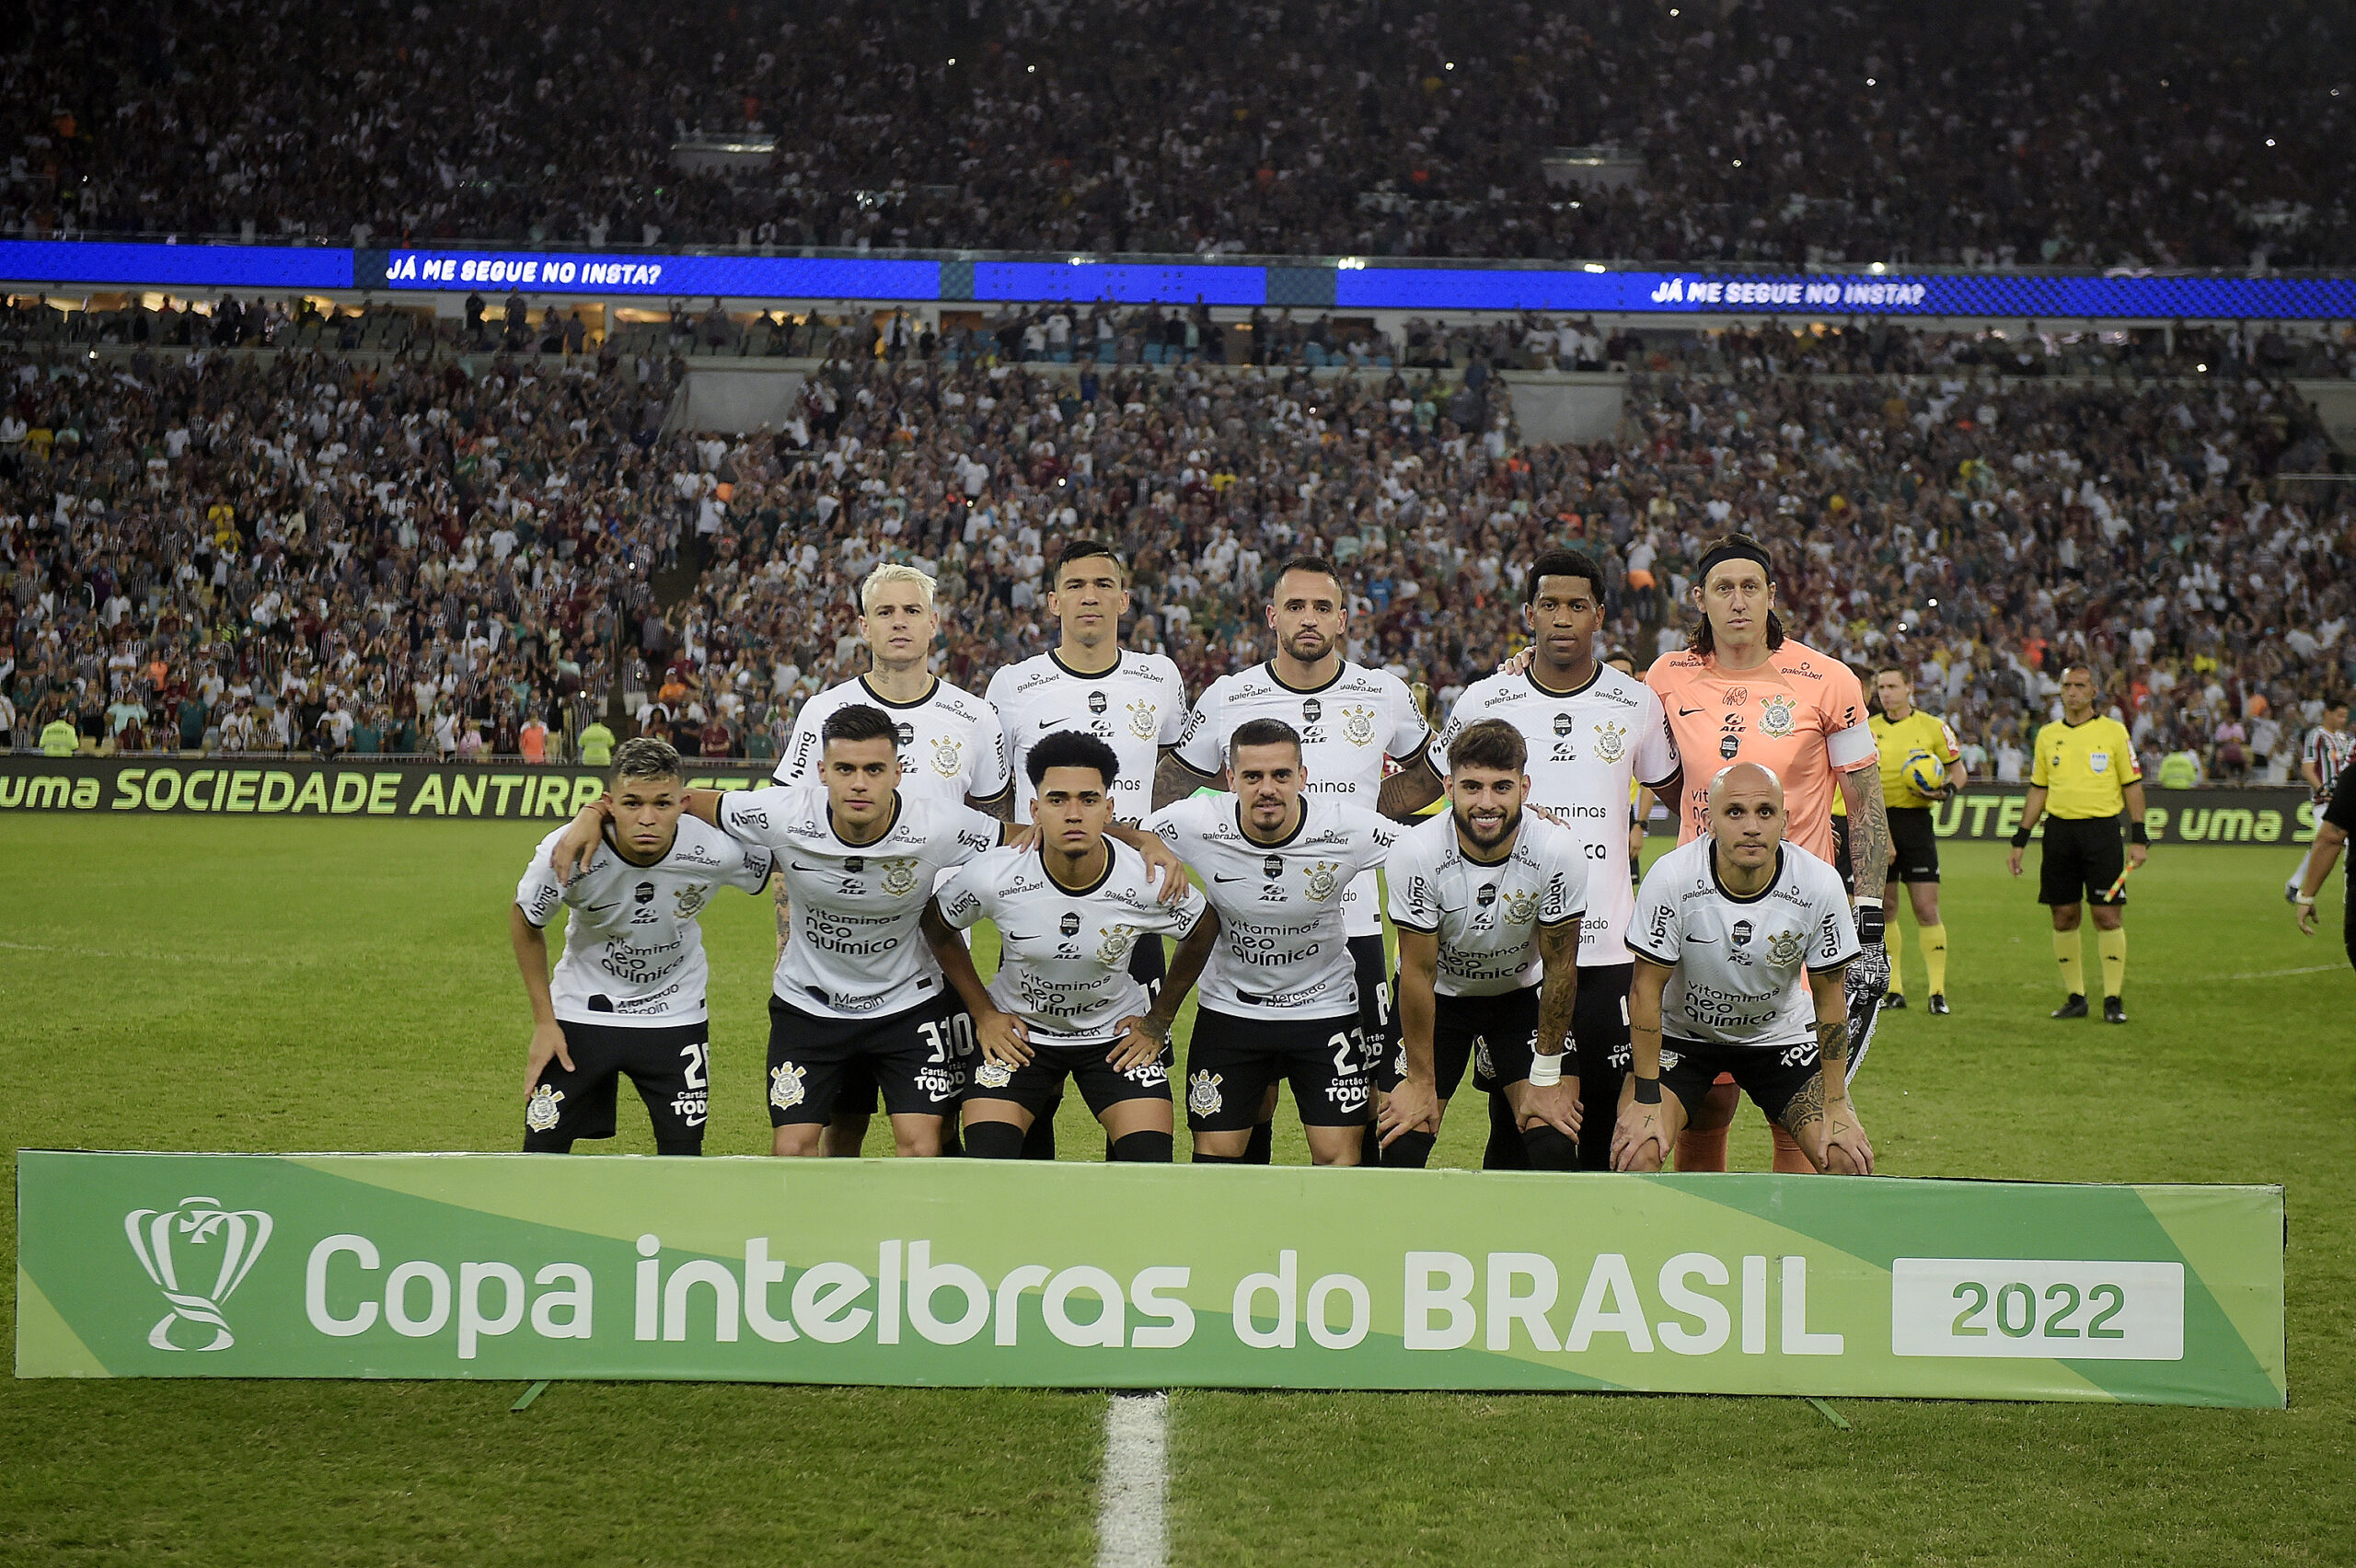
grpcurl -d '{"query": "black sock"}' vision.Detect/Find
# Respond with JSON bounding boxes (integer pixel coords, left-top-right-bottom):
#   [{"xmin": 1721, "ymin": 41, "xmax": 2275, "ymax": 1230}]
[
  {"xmin": 1483, "ymin": 1092, "xmax": 1528, "ymax": 1170},
  {"xmin": 1360, "ymin": 1121, "xmax": 1385, "ymax": 1168},
  {"xmin": 1381, "ymin": 1130, "xmax": 1436, "ymax": 1169},
  {"xmin": 1020, "ymin": 1105, "xmax": 1057, "ymax": 1160},
  {"xmin": 1577, "ymin": 1066, "xmax": 1624, "ymax": 1171},
  {"xmin": 1521, "ymin": 1124, "xmax": 1578, "ymax": 1170},
  {"xmin": 522, "ymin": 1136, "xmax": 576, "ymax": 1154},
  {"xmin": 1243, "ymin": 1121, "xmax": 1274, "ymax": 1164},
  {"xmin": 939, "ymin": 1117, "xmax": 964, "ymax": 1158},
  {"xmin": 1191, "ymin": 1149, "xmax": 1247, "ymax": 1163},
  {"xmin": 652, "ymin": 1138, "xmax": 703, "ymax": 1158},
  {"xmin": 1110, "ymin": 1130, "xmax": 1174, "ymax": 1162},
  {"xmin": 961, "ymin": 1122, "xmax": 1025, "ymax": 1159}
]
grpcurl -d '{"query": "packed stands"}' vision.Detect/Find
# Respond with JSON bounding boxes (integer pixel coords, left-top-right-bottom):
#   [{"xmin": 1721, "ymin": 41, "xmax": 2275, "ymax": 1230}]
[{"xmin": 6, "ymin": 1, "xmax": 2354, "ymax": 269}]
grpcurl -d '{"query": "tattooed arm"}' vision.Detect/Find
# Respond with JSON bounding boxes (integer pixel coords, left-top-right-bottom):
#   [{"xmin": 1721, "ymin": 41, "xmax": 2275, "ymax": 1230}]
[
  {"xmin": 1153, "ymin": 747, "xmax": 1215, "ymax": 810},
  {"xmin": 1794, "ymin": 965, "xmax": 1874, "ymax": 1175},
  {"xmin": 1377, "ymin": 752, "xmax": 1445, "ymax": 819},
  {"xmin": 1838, "ymin": 764, "xmax": 1893, "ymax": 932}
]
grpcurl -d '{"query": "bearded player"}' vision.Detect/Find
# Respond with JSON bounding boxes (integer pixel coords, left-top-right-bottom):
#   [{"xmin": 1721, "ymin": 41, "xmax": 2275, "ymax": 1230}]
[
  {"xmin": 1645, "ymin": 534, "xmax": 1889, "ymax": 1174},
  {"xmin": 1379, "ymin": 720, "xmax": 1589, "ymax": 1170}
]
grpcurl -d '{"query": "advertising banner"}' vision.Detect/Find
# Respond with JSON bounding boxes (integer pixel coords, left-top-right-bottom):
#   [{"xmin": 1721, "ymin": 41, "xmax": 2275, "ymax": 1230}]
[
  {"xmin": 16, "ymin": 1153, "xmax": 2284, "ymax": 1406},
  {"xmin": 5, "ymin": 238, "xmax": 2355, "ymax": 319},
  {"xmin": 0, "ymin": 756, "xmax": 764, "ymax": 820}
]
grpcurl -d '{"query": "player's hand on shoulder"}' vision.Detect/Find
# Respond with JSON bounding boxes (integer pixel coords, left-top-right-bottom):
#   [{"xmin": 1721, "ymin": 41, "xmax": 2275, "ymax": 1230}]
[
  {"xmin": 1133, "ymin": 826, "xmax": 1193, "ymax": 902},
  {"xmin": 1497, "ymin": 645, "xmax": 1535, "ymax": 676},
  {"xmin": 976, "ymin": 1008, "xmax": 1034, "ymax": 1066},
  {"xmin": 550, "ymin": 800, "xmax": 610, "ymax": 884},
  {"xmin": 525, "ymin": 1019, "xmax": 572, "ymax": 1097}
]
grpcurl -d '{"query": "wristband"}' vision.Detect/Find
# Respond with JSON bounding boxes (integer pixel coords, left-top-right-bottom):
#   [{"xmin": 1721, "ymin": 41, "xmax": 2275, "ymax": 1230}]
[
  {"xmin": 1852, "ymin": 895, "xmax": 1884, "ymax": 946},
  {"xmin": 1527, "ymin": 1052, "xmax": 1564, "ymax": 1088},
  {"xmin": 1633, "ymin": 1075, "xmax": 1662, "ymax": 1105},
  {"xmin": 2010, "ymin": 828, "xmax": 2032, "ymax": 848},
  {"xmin": 2129, "ymin": 822, "xmax": 2149, "ymax": 847},
  {"xmin": 2295, "ymin": 892, "xmax": 2316, "ymax": 907}
]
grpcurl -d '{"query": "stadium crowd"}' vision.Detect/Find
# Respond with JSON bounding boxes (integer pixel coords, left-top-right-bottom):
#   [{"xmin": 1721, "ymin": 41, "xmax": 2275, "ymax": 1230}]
[
  {"xmin": 3, "ymin": 314, "xmax": 2350, "ymax": 781},
  {"xmin": 6, "ymin": 0, "xmax": 2355, "ymax": 270}
]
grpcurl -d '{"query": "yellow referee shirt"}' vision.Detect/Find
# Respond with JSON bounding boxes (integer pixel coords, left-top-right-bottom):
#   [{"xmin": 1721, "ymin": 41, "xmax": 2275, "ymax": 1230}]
[
  {"xmin": 1872, "ymin": 709, "xmax": 1963, "ymax": 808},
  {"xmin": 2030, "ymin": 716, "xmax": 2141, "ymax": 818}
]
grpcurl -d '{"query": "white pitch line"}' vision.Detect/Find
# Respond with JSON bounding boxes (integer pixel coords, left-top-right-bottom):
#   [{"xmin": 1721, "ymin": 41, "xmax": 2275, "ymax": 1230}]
[{"xmin": 1094, "ymin": 1391, "xmax": 1169, "ymax": 1568}]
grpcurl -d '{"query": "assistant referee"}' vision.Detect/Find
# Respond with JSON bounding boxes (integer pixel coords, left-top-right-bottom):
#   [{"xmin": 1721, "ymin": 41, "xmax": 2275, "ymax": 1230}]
[
  {"xmin": 1869, "ymin": 665, "xmax": 1967, "ymax": 1015},
  {"xmin": 2007, "ymin": 665, "xmax": 2149, "ymax": 1023}
]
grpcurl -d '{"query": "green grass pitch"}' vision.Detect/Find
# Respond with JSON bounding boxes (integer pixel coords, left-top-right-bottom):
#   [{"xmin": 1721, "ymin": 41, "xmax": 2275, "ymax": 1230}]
[{"xmin": 1, "ymin": 815, "xmax": 2350, "ymax": 1565}]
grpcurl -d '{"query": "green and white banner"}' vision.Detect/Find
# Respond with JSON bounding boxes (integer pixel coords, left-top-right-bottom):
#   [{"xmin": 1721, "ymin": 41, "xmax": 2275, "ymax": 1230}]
[{"xmin": 15, "ymin": 1153, "xmax": 2284, "ymax": 1406}]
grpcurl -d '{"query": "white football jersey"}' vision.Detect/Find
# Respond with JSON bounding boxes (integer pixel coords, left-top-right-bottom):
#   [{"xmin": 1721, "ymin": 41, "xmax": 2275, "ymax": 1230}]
[
  {"xmin": 1385, "ymin": 812, "xmax": 1588, "ymax": 997},
  {"xmin": 935, "ymin": 840, "xmax": 1208, "ymax": 1045},
  {"xmin": 514, "ymin": 815, "xmax": 773, "ymax": 1027},
  {"xmin": 1147, "ymin": 793, "xmax": 1399, "ymax": 1020},
  {"xmin": 716, "ymin": 785, "xmax": 1000, "ymax": 1020},
  {"xmin": 987, "ymin": 649, "xmax": 1187, "ymax": 823},
  {"xmin": 777, "ymin": 674, "xmax": 1011, "ymax": 808},
  {"xmin": 1173, "ymin": 659, "xmax": 1429, "ymax": 937},
  {"xmin": 1438, "ymin": 664, "xmax": 1678, "ymax": 966},
  {"xmin": 1628, "ymin": 837, "xmax": 1859, "ymax": 1048}
]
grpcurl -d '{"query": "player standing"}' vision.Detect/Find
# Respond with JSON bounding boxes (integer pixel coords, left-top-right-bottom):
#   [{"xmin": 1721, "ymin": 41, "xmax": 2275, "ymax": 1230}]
[
  {"xmin": 1644, "ymin": 534, "xmax": 1888, "ymax": 1174},
  {"xmin": 925, "ymin": 732, "xmax": 1220, "ymax": 1161},
  {"xmin": 1441, "ymin": 549, "xmax": 1680, "ymax": 1169},
  {"xmin": 1866, "ymin": 665, "xmax": 1966, "ymax": 1015},
  {"xmin": 2292, "ymin": 763, "xmax": 2354, "ymax": 973},
  {"xmin": 2285, "ymin": 695, "xmax": 2350, "ymax": 904},
  {"xmin": 1149, "ymin": 718, "xmax": 1403, "ymax": 1166},
  {"xmin": 1172, "ymin": 557, "xmax": 1441, "ymax": 1164},
  {"xmin": 2008, "ymin": 665, "xmax": 2149, "ymax": 1023},
  {"xmin": 1613, "ymin": 763, "xmax": 1873, "ymax": 1177},
  {"xmin": 1380, "ymin": 720, "xmax": 1589, "ymax": 1169},
  {"xmin": 551, "ymin": 705, "xmax": 1011, "ymax": 1155},
  {"xmin": 511, "ymin": 739, "xmax": 773, "ymax": 1155}
]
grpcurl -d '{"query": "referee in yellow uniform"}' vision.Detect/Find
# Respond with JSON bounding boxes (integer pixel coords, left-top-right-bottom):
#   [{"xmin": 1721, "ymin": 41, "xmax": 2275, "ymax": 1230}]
[
  {"xmin": 2007, "ymin": 665, "xmax": 2150, "ymax": 1023},
  {"xmin": 1870, "ymin": 667, "xmax": 1967, "ymax": 1014}
]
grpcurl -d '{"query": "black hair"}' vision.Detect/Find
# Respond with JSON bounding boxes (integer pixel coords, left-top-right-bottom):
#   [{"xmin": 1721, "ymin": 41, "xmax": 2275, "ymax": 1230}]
[
  {"xmin": 1688, "ymin": 532, "xmax": 1786, "ymax": 656},
  {"xmin": 1051, "ymin": 537, "xmax": 1126, "ymax": 586},
  {"xmin": 1026, "ymin": 729, "xmax": 1121, "ymax": 790},
  {"xmin": 1270, "ymin": 557, "xmax": 1343, "ymax": 598},
  {"xmin": 1230, "ymin": 717, "xmax": 1303, "ymax": 757},
  {"xmin": 1526, "ymin": 548, "xmax": 1608, "ymax": 606},
  {"xmin": 1447, "ymin": 718, "xmax": 1528, "ymax": 774},
  {"xmin": 822, "ymin": 703, "xmax": 900, "ymax": 748}
]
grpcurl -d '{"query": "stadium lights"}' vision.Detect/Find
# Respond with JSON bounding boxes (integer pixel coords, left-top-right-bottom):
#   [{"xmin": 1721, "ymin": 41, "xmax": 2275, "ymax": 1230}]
[
  {"xmin": 1870, "ymin": 262, "xmax": 1888, "ymax": 273},
  {"xmin": 1732, "ymin": 159, "xmax": 1742, "ymax": 167},
  {"xmin": 1929, "ymin": 598, "xmax": 1940, "ymax": 607},
  {"xmin": 1867, "ymin": 77, "xmax": 1877, "ymax": 86},
  {"xmin": 2266, "ymin": 138, "xmax": 2276, "ymax": 147},
  {"xmin": 1446, "ymin": 62, "xmax": 1456, "ymax": 70},
  {"xmin": 1584, "ymin": 262, "xmax": 1608, "ymax": 272},
  {"xmin": 1337, "ymin": 256, "xmax": 1368, "ymax": 269}
]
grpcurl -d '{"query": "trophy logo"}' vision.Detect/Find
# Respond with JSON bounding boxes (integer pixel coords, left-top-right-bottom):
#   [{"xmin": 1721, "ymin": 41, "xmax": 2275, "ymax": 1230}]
[{"xmin": 124, "ymin": 1196, "xmax": 273, "ymax": 1352}]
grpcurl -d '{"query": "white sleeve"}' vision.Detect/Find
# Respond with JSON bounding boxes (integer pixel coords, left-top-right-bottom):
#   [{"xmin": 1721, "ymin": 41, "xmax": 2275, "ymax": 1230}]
[
  {"xmin": 722, "ymin": 836, "xmax": 777, "ymax": 893},
  {"xmin": 1386, "ymin": 674, "xmax": 1433, "ymax": 765},
  {"xmin": 1385, "ymin": 836, "xmax": 1439, "ymax": 932},
  {"xmin": 947, "ymin": 805, "xmax": 1007, "ymax": 863},
  {"xmin": 1634, "ymin": 685, "xmax": 1680, "ymax": 790},
  {"xmin": 1172, "ymin": 681, "xmax": 1226, "ymax": 775},
  {"xmin": 1432, "ymin": 693, "xmax": 1467, "ymax": 770},
  {"xmin": 933, "ymin": 857, "xmax": 989, "ymax": 930},
  {"xmin": 778, "ymin": 695, "xmax": 826, "ymax": 785},
  {"xmin": 1542, "ymin": 833, "xmax": 1588, "ymax": 928},
  {"xmin": 1348, "ymin": 805, "xmax": 1402, "ymax": 868},
  {"xmin": 1628, "ymin": 865, "xmax": 1680, "ymax": 966},
  {"xmin": 1150, "ymin": 876, "xmax": 1210, "ymax": 940},
  {"xmin": 514, "ymin": 837, "xmax": 567, "ymax": 928},
  {"xmin": 1155, "ymin": 661, "xmax": 1189, "ymax": 746},
  {"xmin": 1809, "ymin": 872, "xmax": 1863, "ymax": 971},
  {"xmin": 968, "ymin": 704, "xmax": 1012, "ymax": 802},
  {"xmin": 717, "ymin": 785, "xmax": 795, "ymax": 847}
]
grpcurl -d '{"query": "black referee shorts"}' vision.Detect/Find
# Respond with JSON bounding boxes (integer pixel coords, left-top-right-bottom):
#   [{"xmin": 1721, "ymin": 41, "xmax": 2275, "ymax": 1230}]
[
  {"xmin": 2039, "ymin": 815, "xmax": 2129, "ymax": 907},
  {"xmin": 1888, "ymin": 806, "xmax": 1941, "ymax": 882}
]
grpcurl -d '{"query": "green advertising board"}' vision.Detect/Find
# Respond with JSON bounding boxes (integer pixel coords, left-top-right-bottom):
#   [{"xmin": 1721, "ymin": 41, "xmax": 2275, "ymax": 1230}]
[{"xmin": 16, "ymin": 1153, "xmax": 2284, "ymax": 1406}]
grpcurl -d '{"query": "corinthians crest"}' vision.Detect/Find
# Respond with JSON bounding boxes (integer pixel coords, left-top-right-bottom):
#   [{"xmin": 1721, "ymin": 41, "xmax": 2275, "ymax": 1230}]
[
  {"xmin": 1187, "ymin": 1068, "xmax": 1224, "ymax": 1116},
  {"xmin": 1303, "ymin": 860, "xmax": 1340, "ymax": 901},
  {"xmin": 1096, "ymin": 922, "xmax": 1139, "ymax": 963},
  {"xmin": 1765, "ymin": 928, "xmax": 1806, "ymax": 965},
  {"xmin": 931, "ymin": 735, "xmax": 964, "ymax": 777},
  {"xmin": 880, "ymin": 858, "xmax": 920, "ymax": 896},
  {"xmin": 1502, "ymin": 886, "xmax": 1541, "ymax": 924},
  {"xmin": 1126, "ymin": 698, "xmax": 1158, "ymax": 740},
  {"xmin": 1591, "ymin": 721, "xmax": 1627, "ymax": 763},
  {"xmin": 124, "ymin": 1195, "xmax": 273, "ymax": 1351},
  {"xmin": 1758, "ymin": 695, "xmax": 1796, "ymax": 739},
  {"xmin": 1340, "ymin": 704, "xmax": 1377, "ymax": 745}
]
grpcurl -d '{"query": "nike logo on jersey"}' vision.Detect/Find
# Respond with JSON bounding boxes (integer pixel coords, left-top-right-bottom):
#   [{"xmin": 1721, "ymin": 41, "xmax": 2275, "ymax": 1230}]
[
  {"xmin": 1679, "ymin": 705, "xmax": 1705, "ymax": 717},
  {"xmin": 1213, "ymin": 874, "xmax": 1249, "ymax": 882},
  {"xmin": 1687, "ymin": 935, "xmax": 1717, "ymax": 942},
  {"xmin": 585, "ymin": 901, "xmax": 619, "ymax": 912}
]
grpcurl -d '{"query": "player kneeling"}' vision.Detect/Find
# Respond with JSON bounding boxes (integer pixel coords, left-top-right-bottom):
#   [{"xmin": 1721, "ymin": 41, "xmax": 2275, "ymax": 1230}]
[
  {"xmin": 511, "ymin": 738, "xmax": 774, "ymax": 1155},
  {"xmin": 1380, "ymin": 720, "xmax": 1588, "ymax": 1169},
  {"xmin": 924, "ymin": 731, "xmax": 1220, "ymax": 1162},
  {"xmin": 1614, "ymin": 762, "xmax": 1875, "ymax": 1176}
]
